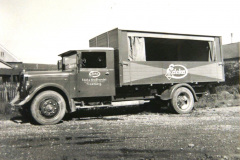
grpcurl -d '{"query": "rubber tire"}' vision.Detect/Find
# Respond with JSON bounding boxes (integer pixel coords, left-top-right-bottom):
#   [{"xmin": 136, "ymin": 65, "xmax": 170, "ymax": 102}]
[
  {"xmin": 171, "ymin": 87, "xmax": 194, "ymax": 114},
  {"xmin": 30, "ymin": 90, "xmax": 66, "ymax": 125}
]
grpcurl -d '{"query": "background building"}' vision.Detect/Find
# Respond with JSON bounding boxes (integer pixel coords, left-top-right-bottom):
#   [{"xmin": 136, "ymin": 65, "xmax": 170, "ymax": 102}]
[
  {"xmin": 0, "ymin": 44, "xmax": 57, "ymax": 83},
  {"xmin": 222, "ymin": 42, "xmax": 240, "ymax": 61},
  {"xmin": 0, "ymin": 44, "xmax": 22, "ymax": 83},
  {"xmin": 222, "ymin": 42, "xmax": 239, "ymax": 84}
]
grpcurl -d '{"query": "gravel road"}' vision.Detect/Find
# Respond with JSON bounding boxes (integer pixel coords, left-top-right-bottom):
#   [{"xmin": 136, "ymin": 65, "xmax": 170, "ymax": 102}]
[{"xmin": 0, "ymin": 106, "xmax": 239, "ymax": 160}]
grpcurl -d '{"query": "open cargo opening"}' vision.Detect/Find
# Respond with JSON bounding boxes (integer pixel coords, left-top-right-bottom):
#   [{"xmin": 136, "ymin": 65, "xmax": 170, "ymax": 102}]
[{"xmin": 128, "ymin": 37, "xmax": 215, "ymax": 62}]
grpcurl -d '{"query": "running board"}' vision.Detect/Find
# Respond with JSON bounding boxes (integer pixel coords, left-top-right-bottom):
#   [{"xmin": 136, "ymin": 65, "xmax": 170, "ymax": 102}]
[{"xmin": 76, "ymin": 100, "xmax": 150, "ymax": 109}]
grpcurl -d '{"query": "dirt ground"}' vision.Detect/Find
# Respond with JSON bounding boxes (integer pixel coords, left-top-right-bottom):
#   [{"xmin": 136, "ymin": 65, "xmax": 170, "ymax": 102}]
[{"xmin": 0, "ymin": 106, "xmax": 239, "ymax": 160}]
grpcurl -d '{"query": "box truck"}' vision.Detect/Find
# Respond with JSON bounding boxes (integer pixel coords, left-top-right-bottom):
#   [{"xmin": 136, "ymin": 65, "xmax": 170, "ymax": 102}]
[{"xmin": 11, "ymin": 28, "xmax": 224, "ymax": 124}]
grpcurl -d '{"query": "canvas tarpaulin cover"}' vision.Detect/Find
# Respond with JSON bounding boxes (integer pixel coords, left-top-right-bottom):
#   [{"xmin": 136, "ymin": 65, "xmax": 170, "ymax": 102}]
[
  {"xmin": 208, "ymin": 41, "xmax": 216, "ymax": 61},
  {"xmin": 128, "ymin": 37, "xmax": 146, "ymax": 61}
]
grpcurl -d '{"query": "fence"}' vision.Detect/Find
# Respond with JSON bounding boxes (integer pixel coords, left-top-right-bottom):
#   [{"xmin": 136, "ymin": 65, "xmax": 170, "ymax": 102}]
[{"xmin": 0, "ymin": 83, "xmax": 18, "ymax": 102}]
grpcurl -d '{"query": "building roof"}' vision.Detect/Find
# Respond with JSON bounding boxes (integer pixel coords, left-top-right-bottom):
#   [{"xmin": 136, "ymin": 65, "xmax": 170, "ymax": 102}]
[
  {"xmin": 0, "ymin": 59, "xmax": 13, "ymax": 69},
  {"xmin": 0, "ymin": 44, "xmax": 21, "ymax": 62}
]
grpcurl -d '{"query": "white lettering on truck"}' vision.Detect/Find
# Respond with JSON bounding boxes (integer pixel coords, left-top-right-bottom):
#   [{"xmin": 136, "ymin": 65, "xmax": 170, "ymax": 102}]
[
  {"xmin": 165, "ymin": 64, "xmax": 188, "ymax": 80},
  {"xmin": 89, "ymin": 71, "xmax": 101, "ymax": 78}
]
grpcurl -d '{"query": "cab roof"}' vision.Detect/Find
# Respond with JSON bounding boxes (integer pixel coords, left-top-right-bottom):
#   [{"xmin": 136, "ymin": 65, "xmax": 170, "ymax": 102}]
[{"xmin": 58, "ymin": 47, "xmax": 114, "ymax": 57}]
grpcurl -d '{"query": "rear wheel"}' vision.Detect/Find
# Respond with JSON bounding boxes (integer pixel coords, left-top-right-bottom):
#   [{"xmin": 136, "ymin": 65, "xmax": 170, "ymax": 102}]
[
  {"xmin": 171, "ymin": 87, "xmax": 194, "ymax": 114},
  {"xmin": 31, "ymin": 90, "xmax": 66, "ymax": 125}
]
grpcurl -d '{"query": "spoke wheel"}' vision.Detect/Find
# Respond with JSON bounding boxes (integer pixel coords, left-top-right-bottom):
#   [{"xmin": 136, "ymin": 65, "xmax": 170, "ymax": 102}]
[
  {"xmin": 171, "ymin": 87, "xmax": 194, "ymax": 114},
  {"xmin": 31, "ymin": 91, "xmax": 66, "ymax": 125}
]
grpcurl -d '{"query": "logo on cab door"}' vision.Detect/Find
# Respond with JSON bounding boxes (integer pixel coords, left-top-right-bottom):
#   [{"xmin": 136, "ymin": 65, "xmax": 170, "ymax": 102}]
[
  {"xmin": 89, "ymin": 71, "xmax": 101, "ymax": 78},
  {"xmin": 165, "ymin": 64, "xmax": 188, "ymax": 80}
]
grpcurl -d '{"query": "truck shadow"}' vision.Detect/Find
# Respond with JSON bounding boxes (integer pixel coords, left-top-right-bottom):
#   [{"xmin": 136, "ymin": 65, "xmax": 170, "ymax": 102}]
[
  {"xmin": 65, "ymin": 102, "xmax": 171, "ymax": 121},
  {"xmin": 8, "ymin": 102, "xmax": 171, "ymax": 124}
]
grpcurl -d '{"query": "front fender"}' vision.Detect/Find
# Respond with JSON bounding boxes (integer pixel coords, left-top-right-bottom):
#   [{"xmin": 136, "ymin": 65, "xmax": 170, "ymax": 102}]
[{"xmin": 11, "ymin": 83, "xmax": 76, "ymax": 112}]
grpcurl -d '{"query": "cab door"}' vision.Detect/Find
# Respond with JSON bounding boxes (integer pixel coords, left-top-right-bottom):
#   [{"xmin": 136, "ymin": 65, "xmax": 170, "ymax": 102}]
[{"xmin": 77, "ymin": 50, "xmax": 115, "ymax": 97}]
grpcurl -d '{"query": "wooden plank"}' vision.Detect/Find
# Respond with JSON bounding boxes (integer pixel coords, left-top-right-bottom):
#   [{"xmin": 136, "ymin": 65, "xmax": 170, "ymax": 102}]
[
  {"xmin": 97, "ymin": 32, "xmax": 108, "ymax": 47},
  {"xmin": 89, "ymin": 28, "xmax": 119, "ymax": 49},
  {"xmin": 108, "ymin": 29, "xmax": 119, "ymax": 49},
  {"xmin": 89, "ymin": 38, "xmax": 97, "ymax": 47},
  {"xmin": 122, "ymin": 61, "xmax": 224, "ymax": 85}
]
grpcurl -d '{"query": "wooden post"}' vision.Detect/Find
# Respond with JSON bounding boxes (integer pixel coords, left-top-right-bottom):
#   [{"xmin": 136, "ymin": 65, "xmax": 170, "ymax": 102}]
[
  {"xmin": 4, "ymin": 86, "xmax": 8, "ymax": 102},
  {"xmin": 10, "ymin": 74, "xmax": 13, "ymax": 83}
]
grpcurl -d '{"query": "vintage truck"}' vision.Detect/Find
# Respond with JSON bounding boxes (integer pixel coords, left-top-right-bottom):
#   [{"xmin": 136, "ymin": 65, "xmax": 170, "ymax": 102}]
[{"xmin": 11, "ymin": 28, "xmax": 224, "ymax": 125}]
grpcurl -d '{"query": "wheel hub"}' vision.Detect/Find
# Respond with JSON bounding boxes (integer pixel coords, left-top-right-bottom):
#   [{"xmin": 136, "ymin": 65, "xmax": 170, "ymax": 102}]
[
  {"xmin": 177, "ymin": 94, "xmax": 189, "ymax": 110},
  {"xmin": 40, "ymin": 99, "xmax": 59, "ymax": 118}
]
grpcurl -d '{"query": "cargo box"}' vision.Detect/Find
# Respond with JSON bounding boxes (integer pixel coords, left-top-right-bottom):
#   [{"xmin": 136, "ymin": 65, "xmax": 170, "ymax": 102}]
[{"xmin": 90, "ymin": 28, "xmax": 224, "ymax": 86}]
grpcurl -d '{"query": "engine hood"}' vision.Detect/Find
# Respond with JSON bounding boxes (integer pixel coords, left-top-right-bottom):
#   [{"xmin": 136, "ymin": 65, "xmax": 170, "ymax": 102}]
[{"xmin": 24, "ymin": 70, "xmax": 73, "ymax": 78}]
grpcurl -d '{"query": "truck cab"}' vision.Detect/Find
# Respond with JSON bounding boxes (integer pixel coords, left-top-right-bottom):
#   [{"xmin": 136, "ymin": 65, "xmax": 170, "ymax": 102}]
[
  {"xmin": 59, "ymin": 48, "xmax": 116, "ymax": 98},
  {"xmin": 11, "ymin": 48, "xmax": 116, "ymax": 125}
]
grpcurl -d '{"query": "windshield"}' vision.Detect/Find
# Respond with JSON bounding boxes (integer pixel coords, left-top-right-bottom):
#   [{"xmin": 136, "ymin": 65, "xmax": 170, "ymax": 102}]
[{"xmin": 63, "ymin": 54, "xmax": 77, "ymax": 70}]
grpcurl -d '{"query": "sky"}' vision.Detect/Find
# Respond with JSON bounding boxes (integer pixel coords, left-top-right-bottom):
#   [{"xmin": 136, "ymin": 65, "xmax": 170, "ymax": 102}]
[{"xmin": 0, "ymin": 0, "xmax": 240, "ymax": 64}]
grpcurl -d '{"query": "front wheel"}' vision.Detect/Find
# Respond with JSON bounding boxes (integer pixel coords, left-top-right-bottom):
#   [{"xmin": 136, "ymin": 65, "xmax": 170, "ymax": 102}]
[
  {"xmin": 31, "ymin": 91, "xmax": 66, "ymax": 125},
  {"xmin": 171, "ymin": 87, "xmax": 194, "ymax": 114}
]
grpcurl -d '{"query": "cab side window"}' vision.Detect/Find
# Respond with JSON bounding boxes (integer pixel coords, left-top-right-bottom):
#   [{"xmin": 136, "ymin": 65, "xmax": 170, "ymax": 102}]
[{"xmin": 81, "ymin": 52, "xmax": 106, "ymax": 68}]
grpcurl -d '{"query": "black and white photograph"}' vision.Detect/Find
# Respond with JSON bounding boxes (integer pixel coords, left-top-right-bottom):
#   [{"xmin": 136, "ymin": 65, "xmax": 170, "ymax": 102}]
[{"xmin": 0, "ymin": 0, "xmax": 239, "ymax": 159}]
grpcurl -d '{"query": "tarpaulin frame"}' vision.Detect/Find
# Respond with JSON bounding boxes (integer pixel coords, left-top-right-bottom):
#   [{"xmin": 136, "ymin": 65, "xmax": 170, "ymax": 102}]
[{"xmin": 127, "ymin": 32, "xmax": 215, "ymax": 42}]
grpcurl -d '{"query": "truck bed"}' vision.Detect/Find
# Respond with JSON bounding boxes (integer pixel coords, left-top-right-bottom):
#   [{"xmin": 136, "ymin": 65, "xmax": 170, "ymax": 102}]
[{"xmin": 89, "ymin": 28, "xmax": 224, "ymax": 86}]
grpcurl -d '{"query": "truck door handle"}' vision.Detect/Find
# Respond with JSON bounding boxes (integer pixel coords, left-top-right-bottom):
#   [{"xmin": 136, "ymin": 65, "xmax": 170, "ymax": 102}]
[{"xmin": 105, "ymin": 72, "xmax": 109, "ymax": 75}]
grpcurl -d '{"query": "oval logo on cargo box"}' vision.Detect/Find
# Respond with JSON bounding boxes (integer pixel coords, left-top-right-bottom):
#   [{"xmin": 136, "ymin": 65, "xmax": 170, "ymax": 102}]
[
  {"xmin": 89, "ymin": 71, "xmax": 101, "ymax": 78},
  {"xmin": 165, "ymin": 64, "xmax": 188, "ymax": 80}
]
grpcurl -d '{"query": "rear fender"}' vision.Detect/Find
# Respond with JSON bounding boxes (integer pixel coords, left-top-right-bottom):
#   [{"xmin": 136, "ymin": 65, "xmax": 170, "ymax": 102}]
[{"xmin": 160, "ymin": 83, "xmax": 198, "ymax": 101}]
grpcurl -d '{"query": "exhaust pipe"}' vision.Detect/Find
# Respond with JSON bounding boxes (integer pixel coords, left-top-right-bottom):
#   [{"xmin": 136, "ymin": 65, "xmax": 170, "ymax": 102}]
[
  {"xmin": 111, "ymin": 100, "xmax": 150, "ymax": 107},
  {"xmin": 77, "ymin": 100, "xmax": 150, "ymax": 109}
]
